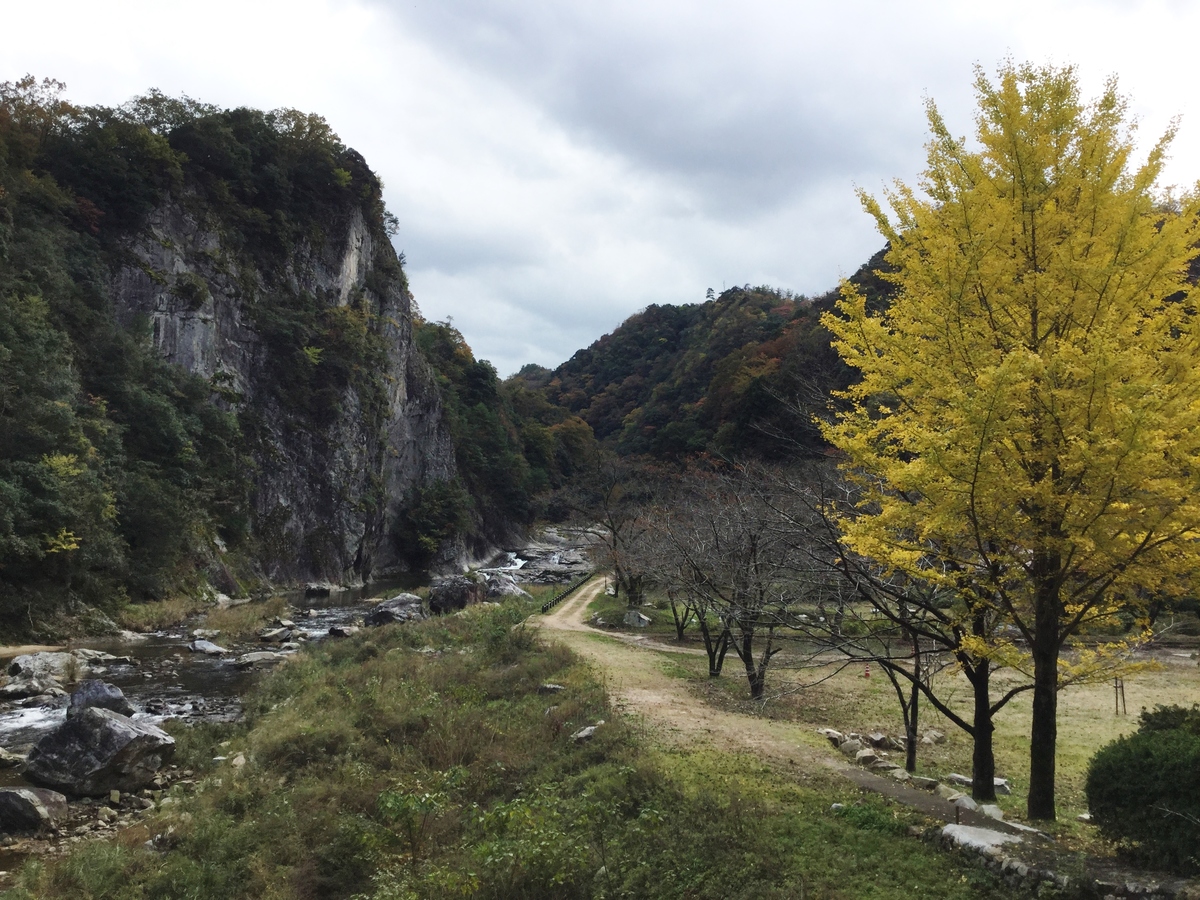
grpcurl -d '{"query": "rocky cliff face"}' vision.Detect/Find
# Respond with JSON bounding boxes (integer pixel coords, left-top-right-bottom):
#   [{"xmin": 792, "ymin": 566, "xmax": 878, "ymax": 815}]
[{"xmin": 112, "ymin": 197, "xmax": 456, "ymax": 586}]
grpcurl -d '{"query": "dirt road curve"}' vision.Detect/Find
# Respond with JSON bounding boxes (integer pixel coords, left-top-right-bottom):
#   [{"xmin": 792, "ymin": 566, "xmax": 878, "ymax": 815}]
[
  {"xmin": 538, "ymin": 578, "xmax": 840, "ymax": 770},
  {"xmin": 536, "ymin": 577, "xmax": 1015, "ymax": 828}
]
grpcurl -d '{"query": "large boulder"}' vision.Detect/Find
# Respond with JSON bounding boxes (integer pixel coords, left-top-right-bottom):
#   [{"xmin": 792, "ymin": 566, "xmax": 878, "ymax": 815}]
[
  {"xmin": 7, "ymin": 652, "xmax": 81, "ymax": 683},
  {"xmin": 364, "ymin": 594, "xmax": 427, "ymax": 627},
  {"xmin": 25, "ymin": 707, "xmax": 174, "ymax": 796},
  {"xmin": 0, "ymin": 678, "xmax": 50, "ymax": 700},
  {"xmin": 66, "ymin": 680, "xmax": 135, "ymax": 719},
  {"xmin": 427, "ymin": 578, "xmax": 485, "ymax": 616},
  {"xmin": 484, "ymin": 573, "xmax": 530, "ymax": 600},
  {"xmin": 234, "ymin": 651, "xmax": 290, "ymax": 668},
  {"xmin": 0, "ymin": 787, "xmax": 68, "ymax": 832},
  {"xmin": 189, "ymin": 639, "xmax": 227, "ymax": 656}
]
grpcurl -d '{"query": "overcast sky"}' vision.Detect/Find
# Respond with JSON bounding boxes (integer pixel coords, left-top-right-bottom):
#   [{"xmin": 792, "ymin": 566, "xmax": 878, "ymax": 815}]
[{"xmin": 8, "ymin": 0, "xmax": 1200, "ymax": 375}]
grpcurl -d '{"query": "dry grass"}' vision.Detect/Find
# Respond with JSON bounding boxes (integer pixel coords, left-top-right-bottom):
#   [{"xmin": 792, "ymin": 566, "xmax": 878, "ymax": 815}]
[
  {"xmin": 675, "ymin": 639, "xmax": 1200, "ymax": 840},
  {"xmin": 117, "ymin": 595, "xmax": 211, "ymax": 632},
  {"xmin": 200, "ymin": 596, "xmax": 288, "ymax": 640}
]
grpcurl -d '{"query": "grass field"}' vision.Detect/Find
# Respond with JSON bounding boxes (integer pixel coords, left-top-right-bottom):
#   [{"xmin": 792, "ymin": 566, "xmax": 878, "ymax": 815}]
[
  {"xmin": 4, "ymin": 595, "xmax": 1024, "ymax": 900},
  {"xmin": 588, "ymin": 591, "xmax": 1200, "ymax": 844}
]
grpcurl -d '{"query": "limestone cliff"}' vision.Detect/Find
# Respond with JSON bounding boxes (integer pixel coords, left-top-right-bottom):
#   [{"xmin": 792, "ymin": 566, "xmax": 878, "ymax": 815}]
[{"xmin": 112, "ymin": 196, "xmax": 456, "ymax": 586}]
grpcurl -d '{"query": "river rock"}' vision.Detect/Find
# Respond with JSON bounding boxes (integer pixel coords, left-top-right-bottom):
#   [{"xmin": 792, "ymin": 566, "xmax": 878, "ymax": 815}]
[
  {"xmin": 234, "ymin": 651, "xmax": 289, "ymax": 668},
  {"xmin": 189, "ymin": 640, "xmax": 227, "ymax": 656},
  {"xmin": 0, "ymin": 747, "xmax": 25, "ymax": 769},
  {"xmin": 66, "ymin": 680, "xmax": 135, "ymax": 719},
  {"xmin": 0, "ymin": 787, "xmax": 68, "ymax": 832},
  {"xmin": 258, "ymin": 627, "xmax": 292, "ymax": 643},
  {"xmin": 485, "ymin": 573, "xmax": 531, "ymax": 599},
  {"xmin": 364, "ymin": 594, "xmax": 426, "ymax": 627},
  {"xmin": 427, "ymin": 577, "xmax": 485, "ymax": 615},
  {"xmin": 8, "ymin": 652, "xmax": 80, "ymax": 683},
  {"xmin": 71, "ymin": 649, "xmax": 133, "ymax": 666},
  {"xmin": 327, "ymin": 625, "xmax": 359, "ymax": 637},
  {"xmin": 25, "ymin": 707, "xmax": 175, "ymax": 796},
  {"xmin": 0, "ymin": 678, "xmax": 50, "ymax": 700}
]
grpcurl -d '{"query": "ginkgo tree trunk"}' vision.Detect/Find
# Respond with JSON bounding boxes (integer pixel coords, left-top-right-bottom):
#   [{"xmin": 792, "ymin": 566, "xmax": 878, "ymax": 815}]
[{"xmin": 820, "ymin": 62, "xmax": 1200, "ymax": 820}]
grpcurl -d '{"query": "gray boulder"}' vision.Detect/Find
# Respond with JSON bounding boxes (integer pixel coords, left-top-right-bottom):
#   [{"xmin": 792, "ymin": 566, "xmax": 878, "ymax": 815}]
[
  {"xmin": 234, "ymin": 651, "xmax": 289, "ymax": 668},
  {"xmin": 0, "ymin": 678, "xmax": 50, "ymax": 700},
  {"xmin": 66, "ymin": 680, "xmax": 134, "ymax": 720},
  {"xmin": 189, "ymin": 640, "xmax": 227, "ymax": 655},
  {"xmin": 427, "ymin": 578, "xmax": 485, "ymax": 615},
  {"xmin": 0, "ymin": 747, "xmax": 25, "ymax": 769},
  {"xmin": 855, "ymin": 748, "xmax": 879, "ymax": 766},
  {"xmin": 8, "ymin": 652, "xmax": 80, "ymax": 683},
  {"xmin": 838, "ymin": 738, "xmax": 863, "ymax": 756},
  {"xmin": 0, "ymin": 787, "xmax": 68, "ymax": 832},
  {"xmin": 25, "ymin": 707, "xmax": 175, "ymax": 796},
  {"xmin": 365, "ymin": 594, "xmax": 427, "ymax": 627},
  {"xmin": 816, "ymin": 728, "xmax": 844, "ymax": 747},
  {"xmin": 485, "ymin": 573, "xmax": 530, "ymax": 599}
]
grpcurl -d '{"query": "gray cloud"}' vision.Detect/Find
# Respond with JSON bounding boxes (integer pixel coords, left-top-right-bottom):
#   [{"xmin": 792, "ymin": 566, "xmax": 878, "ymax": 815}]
[{"xmin": 7, "ymin": 0, "xmax": 1199, "ymax": 376}]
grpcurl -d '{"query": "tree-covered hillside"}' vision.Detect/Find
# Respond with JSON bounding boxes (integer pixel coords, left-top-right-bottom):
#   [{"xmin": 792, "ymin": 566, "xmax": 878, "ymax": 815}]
[
  {"xmin": 0, "ymin": 77, "xmax": 453, "ymax": 635},
  {"xmin": 524, "ymin": 254, "xmax": 893, "ymax": 459},
  {"xmin": 400, "ymin": 320, "xmax": 597, "ymax": 565}
]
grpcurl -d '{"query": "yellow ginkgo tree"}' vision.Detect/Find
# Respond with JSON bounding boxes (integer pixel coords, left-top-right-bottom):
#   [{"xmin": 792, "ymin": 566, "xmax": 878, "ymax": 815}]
[{"xmin": 821, "ymin": 62, "xmax": 1200, "ymax": 820}]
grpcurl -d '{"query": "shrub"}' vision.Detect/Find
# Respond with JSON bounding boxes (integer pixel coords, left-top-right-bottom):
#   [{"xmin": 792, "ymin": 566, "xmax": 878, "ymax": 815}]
[{"xmin": 1086, "ymin": 704, "xmax": 1200, "ymax": 873}]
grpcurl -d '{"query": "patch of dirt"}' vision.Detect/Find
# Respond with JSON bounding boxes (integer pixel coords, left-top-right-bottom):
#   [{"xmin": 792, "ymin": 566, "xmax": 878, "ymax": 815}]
[{"xmin": 537, "ymin": 580, "xmax": 1011, "ymax": 828}]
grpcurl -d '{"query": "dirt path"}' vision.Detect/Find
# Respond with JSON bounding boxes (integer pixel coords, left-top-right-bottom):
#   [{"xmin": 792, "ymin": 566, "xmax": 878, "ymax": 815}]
[
  {"xmin": 539, "ymin": 580, "xmax": 836, "ymax": 768},
  {"xmin": 537, "ymin": 579, "xmax": 1026, "ymax": 830}
]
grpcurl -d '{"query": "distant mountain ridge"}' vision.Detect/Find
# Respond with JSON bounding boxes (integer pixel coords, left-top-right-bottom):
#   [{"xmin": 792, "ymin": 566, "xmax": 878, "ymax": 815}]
[{"xmin": 515, "ymin": 250, "xmax": 894, "ymax": 459}]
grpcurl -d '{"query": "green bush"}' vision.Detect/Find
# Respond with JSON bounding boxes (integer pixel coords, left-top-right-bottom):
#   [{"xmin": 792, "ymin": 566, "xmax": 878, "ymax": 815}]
[{"xmin": 1086, "ymin": 704, "xmax": 1200, "ymax": 873}]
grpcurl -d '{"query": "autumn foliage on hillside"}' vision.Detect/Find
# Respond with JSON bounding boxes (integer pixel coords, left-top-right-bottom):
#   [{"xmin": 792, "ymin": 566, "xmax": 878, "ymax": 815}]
[{"xmin": 525, "ymin": 254, "xmax": 893, "ymax": 460}]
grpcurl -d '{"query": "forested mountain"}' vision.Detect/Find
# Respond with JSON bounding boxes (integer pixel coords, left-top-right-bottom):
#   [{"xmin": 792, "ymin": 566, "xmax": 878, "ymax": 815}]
[
  {"xmin": 395, "ymin": 320, "xmax": 597, "ymax": 567},
  {"xmin": 519, "ymin": 254, "xmax": 894, "ymax": 459},
  {"xmin": 0, "ymin": 78, "xmax": 462, "ymax": 635},
  {"xmin": 0, "ymin": 73, "xmax": 893, "ymax": 638}
]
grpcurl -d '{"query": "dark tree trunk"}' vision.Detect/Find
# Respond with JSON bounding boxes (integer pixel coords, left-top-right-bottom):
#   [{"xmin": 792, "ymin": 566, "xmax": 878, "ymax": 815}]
[
  {"xmin": 970, "ymin": 658, "xmax": 996, "ymax": 802},
  {"xmin": 905, "ymin": 628, "xmax": 921, "ymax": 773},
  {"xmin": 697, "ymin": 613, "xmax": 729, "ymax": 677},
  {"xmin": 1027, "ymin": 564, "xmax": 1062, "ymax": 821},
  {"xmin": 905, "ymin": 679, "xmax": 919, "ymax": 773},
  {"xmin": 667, "ymin": 590, "xmax": 690, "ymax": 641},
  {"xmin": 738, "ymin": 630, "xmax": 761, "ymax": 698},
  {"xmin": 1028, "ymin": 632, "xmax": 1059, "ymax": 820}
]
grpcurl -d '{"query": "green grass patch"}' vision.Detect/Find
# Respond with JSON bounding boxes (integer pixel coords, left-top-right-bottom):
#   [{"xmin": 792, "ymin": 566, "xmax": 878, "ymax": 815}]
[{"xmin": 6, "ymin": 598, "xmax": 1019, "ymax": 899}]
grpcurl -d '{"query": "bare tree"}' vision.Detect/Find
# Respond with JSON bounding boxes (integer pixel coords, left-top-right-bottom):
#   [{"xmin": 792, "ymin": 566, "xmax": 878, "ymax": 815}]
[
  {"xmin": 564, "ymin": 454, "xmax": 662, "ymax": 609},
  {"xmin": 653, "ymin": 463, "xmax": 822, "ymax": 699}
]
